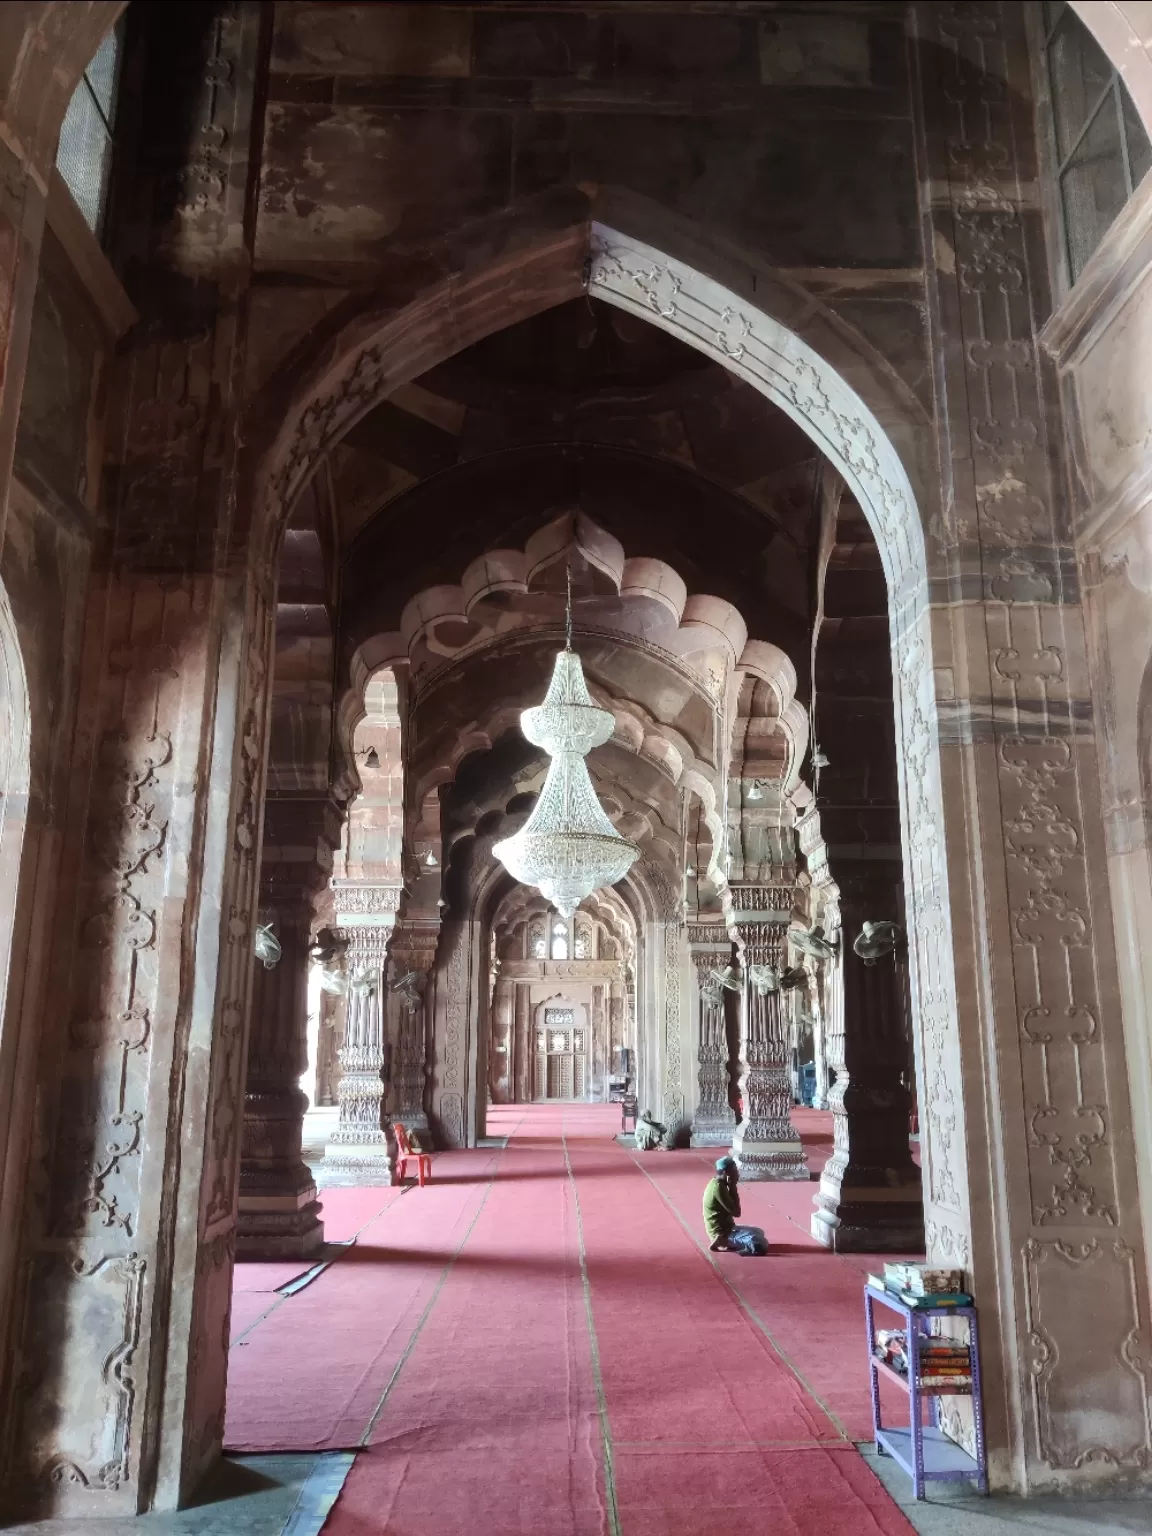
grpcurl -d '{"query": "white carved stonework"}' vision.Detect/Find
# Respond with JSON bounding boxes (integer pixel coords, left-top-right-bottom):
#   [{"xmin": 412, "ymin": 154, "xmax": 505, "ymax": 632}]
[
  {"xmin": 325, "ymin": 922, "xmax": 394, "ymax": 1176},
  {"xmin": 689, "ymin": 934, "xmax": 737, "ymax": 1148},
  {"xmin": 331, "ymin": 882, "xmax": 402, "ymax": 919},
  {"xmin": 730, "ymin": 919, "xmax": 808, "ymax": 1181}
]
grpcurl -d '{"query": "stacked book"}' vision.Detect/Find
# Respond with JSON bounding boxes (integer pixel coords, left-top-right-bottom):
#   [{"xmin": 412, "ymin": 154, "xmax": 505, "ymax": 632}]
[
  {"xmin": 915, "ymin": 1338, "xmax": 972, "ymax": 1389},
  {"xmin": 871, "ymin": 1328, "xmax": 973, "ymax": 1389},
  {"xmin": 867, "ymin": 1262, "xmax": 972, "ymax": 1309}
]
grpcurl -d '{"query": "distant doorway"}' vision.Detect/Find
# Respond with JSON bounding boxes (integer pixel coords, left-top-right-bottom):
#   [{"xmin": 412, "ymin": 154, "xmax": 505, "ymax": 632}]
[{"xmin": 535, "ymin": 1005, "xmax": 587, "ymax": 1100}]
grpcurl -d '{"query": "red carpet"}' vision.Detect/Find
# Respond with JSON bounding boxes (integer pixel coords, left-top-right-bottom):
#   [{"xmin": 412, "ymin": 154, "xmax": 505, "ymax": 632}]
[
  {"xmin": 225, "ymin": 1105, "xmax": 918, "ymax": 1534},
  {"xmin": 225, "ymin": 1151, "xmax": 500, "ymax": 1450}
]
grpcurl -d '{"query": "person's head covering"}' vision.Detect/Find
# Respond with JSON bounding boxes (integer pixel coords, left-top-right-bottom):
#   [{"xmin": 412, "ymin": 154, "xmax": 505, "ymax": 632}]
[{"xmin": 715, "ymin": 1155, "xmax": 737, "ymax": 1174}]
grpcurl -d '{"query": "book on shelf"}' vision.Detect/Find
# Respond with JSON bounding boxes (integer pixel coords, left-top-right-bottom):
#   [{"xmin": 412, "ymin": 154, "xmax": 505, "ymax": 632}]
[
  {"xmin": 867, "ymin": 1274, "xmax": 972, "ymax": 1309},
  {"xmin": 919, "ymin": 1376, "xmax": 972, "ymax": 1389},
  {"xmin": 883, "ymin": 1262, "xmax": 965, "ymax": 1296},
  {"xmin": 899, "ymin": 1290, "xmax": 972, "ymax": 1309}
]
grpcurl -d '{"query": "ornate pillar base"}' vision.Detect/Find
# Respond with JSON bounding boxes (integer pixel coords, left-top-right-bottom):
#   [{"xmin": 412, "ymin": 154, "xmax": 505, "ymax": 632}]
[
  {"xmin": 237, "ymin": 1084, "xmax": 325, "ymax": 1260},
  {"xmin": 809, "ymin": 1079, "xmax": 923, "ymax": 1250},
  {"xmin": 810, "ymin": 1187, "xmax": 924, "ymax": 1252},
  {"xmin": 690, "ymin": 1108, "xmax": 737, "ymax": 1148},
  {"xmin": 323, "ymin": 1145, "xmax": 394, "ymax": 1178},
  {"xmin": 325, "ymin": 1060, "xmax": 394, "ymax": 1179},
  {"xmin": 237, "ymin": 1183, "xmax": 325, "ymax": 1260},
  {"xmin": 731, "ymin": 1120, "xmax": 810, "ymax": 1181},
  {"xmin": 325, "ymin": 1119, "xmax": 394, "ymax": 1180}
]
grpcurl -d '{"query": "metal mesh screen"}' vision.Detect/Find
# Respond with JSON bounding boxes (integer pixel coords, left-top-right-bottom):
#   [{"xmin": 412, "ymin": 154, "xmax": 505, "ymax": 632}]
[{"xmin": 55, "ymin": 26, "xmax": 120, "ymax": 235}]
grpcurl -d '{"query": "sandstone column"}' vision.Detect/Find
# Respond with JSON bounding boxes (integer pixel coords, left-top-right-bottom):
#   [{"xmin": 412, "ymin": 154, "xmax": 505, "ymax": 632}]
[
  {"xmin": 324, "ymin": 884, "xmax": 397, "ymax": 1177},
  {"xmin": 810, "ymin": 871, "xmax": 922, "ymax": 1251},
  {"xmin": 387, "ymin": 917, "xmax": 437, "ymax": 1139},
  {"xmin": 515, "ymin": 982, "xmax": 532, "ymax": 1102},
  {"xmin": 730, "ymin": 889, "xmax": 807, "ymax": 1180},
  {"xmin": 689, "ymin": 926, "xmax": 737, "ymax": 1147},
  {"xmin": 906, "ymin": 0, "xmax": 1152, "ymax": 1485},
  {"xmin": 237, "ymin": 794, "xmax": 341, "ymax": 1259},
  {"xmin": 3, "ymin": 8, "xmax": 272, "ymax": 1513}
]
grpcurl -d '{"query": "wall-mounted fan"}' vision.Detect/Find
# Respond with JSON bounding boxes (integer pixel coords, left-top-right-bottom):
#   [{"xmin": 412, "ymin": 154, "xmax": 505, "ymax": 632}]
[
  {"xmin": 254, "ymin": 923, "xmax": 282, "ymax": 970},
  {"xmin": 788, "ymin": 924, "xmax": 838, "ymax": 961},
  {"xmin": 390, "ymin": 969, "xmax": 426, "ymax": 1013},
  {"xmin": 701, "ymin": 964, "xmax": 741, "ymax": 1007},
  {"xmin": 778, "ymin": 964, "xmax": 809, "ymax": 992},
  {"xmin": 308, "ymin": 928, "xmax": 348, "ymax": 994},
  {"xmin": 852, "ymin": 921, "xmax": 905, "ymax": 966},
  {"xmin": 747, "ymin": 963, "xmax": 779, "ymax": 996}
]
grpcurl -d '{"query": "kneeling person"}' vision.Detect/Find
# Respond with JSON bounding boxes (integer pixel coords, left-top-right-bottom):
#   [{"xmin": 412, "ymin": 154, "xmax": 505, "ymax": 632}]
[{"xmin": 703, "ymin": 1156, "xmax": 769, "ymax": 1254}]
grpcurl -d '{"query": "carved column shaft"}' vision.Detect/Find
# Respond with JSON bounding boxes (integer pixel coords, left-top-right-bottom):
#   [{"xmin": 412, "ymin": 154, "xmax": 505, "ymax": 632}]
[
  {"xmin": 3, "ymin": 8, "xmax": 272, "ymax": 1513},
  {"xmin": 515, "ymin": 982, "xmax": 532, "ymax": 1103},
  {"xmin": 387, "ymin": 918, "xmax": 437, "ymax": 1137},
  {"xmin": 689, "ymin": 932, "xmax": 737, "ymax": 1147},
  {"xmin": 909, "ymin": 1, "xmax": 1152, "ymax": 1487},
  {"xmin": 810, "ymin": 870, "xmax": 922, "ymax": 1252},
  {"xmin": 730, "ymin": 904, "xmax": 808, "ymax": 1180},
  {"xmin": 237, "ymin": 795, "xmax": 343, "ymax": 1259},
  {"xmin": 324, "ymin": 886, "xmax": 397, "ymax": 1175}
]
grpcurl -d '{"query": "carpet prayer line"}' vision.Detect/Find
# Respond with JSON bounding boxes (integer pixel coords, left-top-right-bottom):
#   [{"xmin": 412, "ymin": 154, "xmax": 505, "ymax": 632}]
[{"xmin": 225, "ymin": 1104, "xmax": 918, "ymax": 1535}]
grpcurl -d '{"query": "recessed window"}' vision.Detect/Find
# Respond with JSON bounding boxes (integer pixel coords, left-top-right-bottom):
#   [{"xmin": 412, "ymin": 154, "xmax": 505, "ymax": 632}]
[
  {"xmin": 551, "ymin": 921, "xmax": 568, "ymax": 961},
  {"xmin": 56, "ymin": 22, "xmax": 123, "ymax": 236},
  {"xmin": 1042, "ymin": 1, "xmax": 1152, "ymax": 283}
]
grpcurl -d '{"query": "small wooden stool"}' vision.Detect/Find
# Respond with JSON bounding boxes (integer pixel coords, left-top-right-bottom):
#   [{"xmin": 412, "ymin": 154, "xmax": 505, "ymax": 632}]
[
  {"xmin": 394, "ymin": 1122, "xmax": 432, "ymax": 1187},
  {"xmin": 621, "ymin": 1094, "xmax": 638, "ymax": 1133}
]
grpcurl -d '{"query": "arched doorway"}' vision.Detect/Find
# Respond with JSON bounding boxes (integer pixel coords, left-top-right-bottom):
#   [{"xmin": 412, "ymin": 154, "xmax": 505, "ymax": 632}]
[
  {"xmin": 0, "ymin": 0, "xmax": 1150, "ymax": 1513},
  {"xmin": 8, "ymin": 195, "xmax": 1146, "ymax": 1513}
]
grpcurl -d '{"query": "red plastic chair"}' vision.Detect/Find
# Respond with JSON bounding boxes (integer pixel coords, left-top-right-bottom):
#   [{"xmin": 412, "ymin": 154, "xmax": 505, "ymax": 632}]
[{"xmin": 394, "ymin": 1122, "xmax": 432, "ymax": 1187}]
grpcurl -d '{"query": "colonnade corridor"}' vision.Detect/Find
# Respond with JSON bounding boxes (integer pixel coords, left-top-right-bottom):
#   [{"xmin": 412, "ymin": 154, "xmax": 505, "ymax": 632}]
[
  {"xmin": 8, "ymin": 1106, "xmax": 1152, "ymax": 1535},
  {"xmin": 219, "ymin": 1103, "xmax": 907, "ymax": 1536}
]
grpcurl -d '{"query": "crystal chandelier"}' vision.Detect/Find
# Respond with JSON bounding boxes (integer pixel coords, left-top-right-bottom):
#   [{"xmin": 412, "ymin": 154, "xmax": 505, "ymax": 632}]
[{"xmin": 494, "ymin": 584, "xmax": 639, "ymax": 919}]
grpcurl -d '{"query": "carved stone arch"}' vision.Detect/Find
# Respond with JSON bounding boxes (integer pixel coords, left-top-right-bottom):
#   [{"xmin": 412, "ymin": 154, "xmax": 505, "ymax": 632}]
[
  {"xmin": 248, "ymin": 203, "xmax": 952, "ymax": 1337},
  {"xmin": 246, "ymin": 189, "xmax": 933, "ymax": 567}
]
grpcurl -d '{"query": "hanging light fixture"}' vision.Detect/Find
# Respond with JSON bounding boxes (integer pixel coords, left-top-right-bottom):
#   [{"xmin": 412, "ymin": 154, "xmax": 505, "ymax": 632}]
[
  {"xmin": 493, "ymin": 564, "xmax": 640, "ymax": 920},
  {"xmin": 746, "ymin": 779, "xmax": 764, "ymax": 802},
  {"xmin": 423, "ymin": 848, "xmax": 439, "ymax": 868}
]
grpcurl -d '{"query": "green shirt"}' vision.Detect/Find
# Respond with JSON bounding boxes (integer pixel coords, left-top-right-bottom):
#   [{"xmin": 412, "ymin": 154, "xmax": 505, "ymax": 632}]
[{"xmin": 703, "ymin": 1176, "xmax": 740, "ymax": 1241}]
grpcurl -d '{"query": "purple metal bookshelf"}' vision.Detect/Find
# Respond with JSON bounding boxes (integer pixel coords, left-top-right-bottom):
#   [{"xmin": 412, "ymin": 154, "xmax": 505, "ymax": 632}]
[{"xmin": 865, "ymin": 1281, "xmax": 988, "ymax": 1500}]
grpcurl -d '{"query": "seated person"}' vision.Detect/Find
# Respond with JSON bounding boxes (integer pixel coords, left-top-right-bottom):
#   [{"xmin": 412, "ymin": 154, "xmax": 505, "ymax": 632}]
[
  {"xmin": 633, "ymin": 1110, "xmax": 667, "ymax": 1151},
  {"xmin": 703, "ymin": 1155, "xmax": 769, "ymax": 1254}
]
